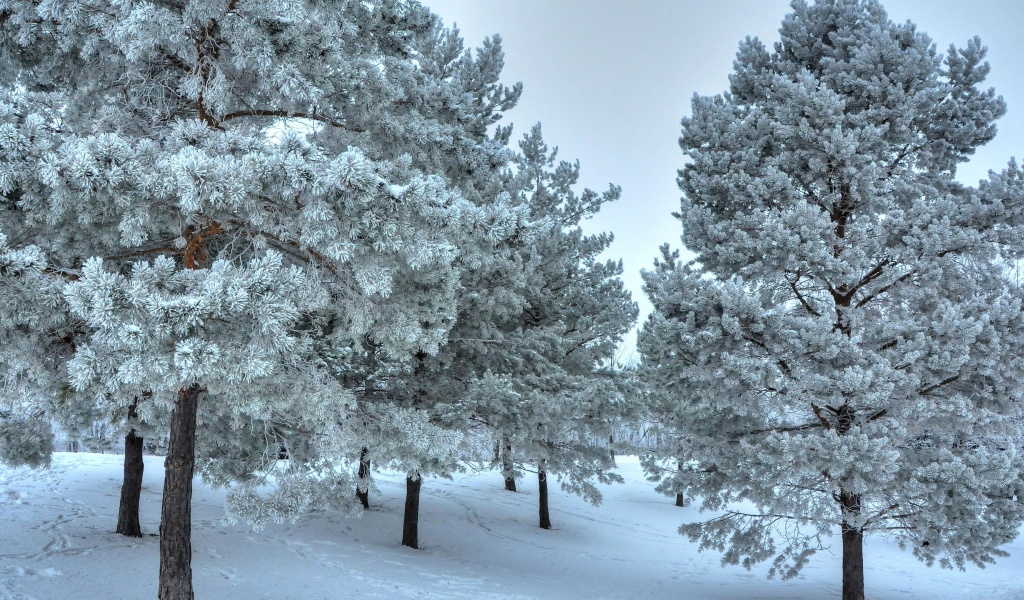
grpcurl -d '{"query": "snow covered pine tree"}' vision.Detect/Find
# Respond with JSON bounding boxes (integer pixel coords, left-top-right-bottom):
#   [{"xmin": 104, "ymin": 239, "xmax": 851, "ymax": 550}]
[
  {"xmin": 244, "ymin": 19, "xmax": 529, "ymax": 550},
  {"xmin": 344, "ymin": 23, "xmax": 528, "ymax": 550},
  {"xmin": 0, "ymin": 92, "xmax": 73, "ymax": 471},
  {"xmin": 454, "ymin": 125, "xmax": 636, "ymax": 530},
  {"xmin": 0, "ymin": 232, "xmax": 61, "ymax": 469},
  {"xmin": 1, "ymin": 1, "xmax": 517, "ymax": 598},
  {"xmin": 640, "ymin": 1, "xmax": 1024, "ymax": 599},
  {"xmin": 0, "ymin": 86, "xmax": 160, "ymax": 537}
]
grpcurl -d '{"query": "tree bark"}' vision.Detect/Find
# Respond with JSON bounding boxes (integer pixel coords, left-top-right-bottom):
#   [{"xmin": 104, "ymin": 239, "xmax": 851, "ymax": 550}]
[
  {"xmin": 355, "ymin": 447, "xmax": 370, "ymax": 509},
  {"xmin": 538, "ymin": 460, "xmax": 551, "ymax": 530},
  {"xmin": 158, "ymin": 385, "xmax": 200, "ymax": 600},
  {"xmin": 116, "ymin": 428, "xmax": 145, "ymax": 537},
  {"xmin": 675, "ymin": 460, "xmax": 685, "ymax": 507},
  {"xmin": 840, "ymin": 491, "xmax": 865, "ymax": 600},
  {"xmin": 501, "ymin": 434, "xmax": 516, "ymax": 492},
  {"xmin": 609, "ymin": 434, "xmax": 616, "ymax": 464},
  {"xmin": 402, "ymin": 472, "xmax": 421, "ymax": 549}
]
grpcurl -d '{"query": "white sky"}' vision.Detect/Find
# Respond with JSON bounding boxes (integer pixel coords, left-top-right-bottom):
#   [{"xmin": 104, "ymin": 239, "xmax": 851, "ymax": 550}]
[{"xmin": 425, "ymin": 1, "xmax": 1024, "ymax": 353}]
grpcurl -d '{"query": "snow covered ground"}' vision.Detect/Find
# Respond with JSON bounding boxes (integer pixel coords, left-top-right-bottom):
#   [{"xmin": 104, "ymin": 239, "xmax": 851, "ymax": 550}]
[{"xmin": 1, "ymin": 453, "xmax": 1022, "ymax": 599}]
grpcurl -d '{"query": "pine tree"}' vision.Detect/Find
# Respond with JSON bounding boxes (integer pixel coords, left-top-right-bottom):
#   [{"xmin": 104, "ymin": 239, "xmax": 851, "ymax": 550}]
[
  {"xmin": 0, "ymin": 92, "xmax": 155, "ymax": 527},
  {"xmin": 508, "ymin": 126, "xmax": 637, "ymax": 528},
  {"xmin": 639, "ymin": 2, "xmax": 1024, "ymax": 598},
  {"xmin": 2, "ymin": 1, "xmax": 520, "ymax": 597},
  {"xmin": 452, "ymin": 125, "xmax": 637, "ymax": 529},
  {"xmin": 209, "ymin": 20, "xmax": 528, "ymax": 547},
  {"xmin": 0, "ymin": 91, "xmax": 70, "ymax": 469}
]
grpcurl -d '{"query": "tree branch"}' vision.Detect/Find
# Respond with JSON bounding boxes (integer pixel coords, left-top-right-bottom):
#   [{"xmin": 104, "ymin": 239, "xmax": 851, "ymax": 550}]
[
  {"xmin": 856, "ymin": 266, "xmax": 914, "ymax": 308},
  {"xmin": 741, "ymin": 333, "xmax": 793, "ymax": 378},
  {"xmin": 867, "ymin": 408, "xmax": 887, "ymax": 421},
  {"xmin": 218, "ymin": 109, "xmax": 362, "ymax": 131},
  {"xmin": 730, "ymin": 421, "xmax": 824, "ymax": 441},
  {"xmin": 787, "ymin": 273, "xmax": 821, "ymax": 317},
  {"xmin": 918, "ymin": 374, "xmax": 960, "ymax": 396},
  {"xmin": 41, "ymin": 267, "xmax": 80, "ymax": 282},
  {"xmin": 810, "ymin": 403, "xmax": 832, "ymax": 430}
]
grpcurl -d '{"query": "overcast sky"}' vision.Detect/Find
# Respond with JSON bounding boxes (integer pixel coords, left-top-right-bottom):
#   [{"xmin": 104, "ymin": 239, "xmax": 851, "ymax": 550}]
[{"xmin": 425, "ymin": 0, "xmax": 1024, "ymax": 354}]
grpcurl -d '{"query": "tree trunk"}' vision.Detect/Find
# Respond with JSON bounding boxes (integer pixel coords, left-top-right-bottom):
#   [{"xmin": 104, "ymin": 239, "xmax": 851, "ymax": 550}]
[
  {"xmin": 402, "ymin": 472, "xmax": 421, "ymax": 549},
  {"xmin": 840, "ymin": 491, "xmax": 865, "ymax": 600},
  {"xmin": 116, "ymin": 428, "xmax": 145, "ymax": 537},
  {"xmin": 501, "ymin": 434, "xmax": 516, "ymax": 492},
  {"xmin": 355, "ymin": 447, "xmax": 370, "ymax": 509},
  {"xmin": 538, "ymin": 460, "xmax": 551, "ymax": 530},
  {"xmin": 158, "ymin": 385, "xmax": 200, "ymax": 600},
  {"xmin": 675, "ymin": 460, "xmax": 685, "ymax": 507}
]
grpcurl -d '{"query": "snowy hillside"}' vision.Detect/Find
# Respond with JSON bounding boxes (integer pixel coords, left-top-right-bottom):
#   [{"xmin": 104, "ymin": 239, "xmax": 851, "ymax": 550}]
[{"xmin": 1, "ymin": 453, "xmax": 1021, "ymax": 599}]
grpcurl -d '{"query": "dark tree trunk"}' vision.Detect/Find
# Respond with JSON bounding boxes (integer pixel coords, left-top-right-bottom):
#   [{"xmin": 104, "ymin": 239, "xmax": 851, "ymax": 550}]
[
  {"xmin": 840, "ymin": 491, "xmax": 865, "ymax": 600},
  {"xmin": 501, "ymin": 435, "xmax": 516, "ymax": 492},
  {"xmin": 609, "ymin": 434, "xmax": 616, "ymax": 464},
  {"xmin": 675, "ymin": 460, "xmax": 685, "ymax": 507},
  {"xmin": 355, "ymin": 447, "xmax": 371, "ymax": 509},
  {"xmin": 402, "ymin": 472, "xmax": 421, "ymax": 549},
  {"xmin": 158, "ymin": 385, "xmax": 200, "ymax": 600},
  {"xmin": 538, "ymin": 460, "xmax": 551, "ymax": 530},
  {"xmin": 116, "ymin": 428, "xmax": 145, "ymax": 537}
]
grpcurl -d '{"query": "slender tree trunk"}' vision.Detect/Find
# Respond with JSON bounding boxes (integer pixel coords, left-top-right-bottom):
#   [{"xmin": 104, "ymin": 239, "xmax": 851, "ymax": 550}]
[
  {"xmin": 355, "ymin": 447, "xmax": 371, "ymax": 509},
  {"xmin": 832, "ymin": 402, "xmax": 864, "ymax": 600},
  {"xmin": 828, "ymin": 211, "xmax": 862, "ymax": 599},
  {"xmin": 402, "ymin": 472, "xmax": 421, "ymax": 549},
  {"xmin": 116, "ymin": 428, "xmax": 145, "ymax": 537},
  {"xmin": 538, "ymin": 460, "xmax": 551, "ymax": 530},
  {"xmin": 609, "ymin": 434, "xmax": 616, "ymax": 464},
  {"xmin": 675, "ymin": 460, "xmax": 685, "ymax": 507},
  {"xmin": 501, "ymin": 434, "xmax": 516, "ymax": 492},
  {"xmin": 158, "ymin": 385, "xmax": 200, "ymax": 600},
  {"xmin": 840, "ymin": 490, "xmax": 865, "ymax": 600}
]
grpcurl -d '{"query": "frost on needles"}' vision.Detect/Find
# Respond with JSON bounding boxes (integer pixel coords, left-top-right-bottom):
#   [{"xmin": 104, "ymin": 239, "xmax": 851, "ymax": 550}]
[
  {"xmin": 639, "ymin": 1, "xmax": 1024, "ymax": 599},
  {"xmin": 0, "ymin": 0, "xmax": 531, "ymax": 597}
]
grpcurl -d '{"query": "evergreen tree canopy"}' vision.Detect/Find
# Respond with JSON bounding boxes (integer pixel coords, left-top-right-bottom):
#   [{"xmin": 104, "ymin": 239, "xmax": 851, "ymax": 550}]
[
  {"xmin": 451, "ymin": 125, "xmax": 637, "ymax": 506},
  {"xmin": 1, "ymin": 0, "xmax": 527, "ymax": 595},
  {"xmin": 639, "ymin": 0, "xmax": 1024, "ymax": 596}
]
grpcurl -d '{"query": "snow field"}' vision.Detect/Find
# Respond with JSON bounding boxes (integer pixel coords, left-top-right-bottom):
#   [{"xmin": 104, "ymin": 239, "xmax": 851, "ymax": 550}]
[{"xmin": 1, "ymin": 453, "xmax": 1022, "ymax": 599}]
